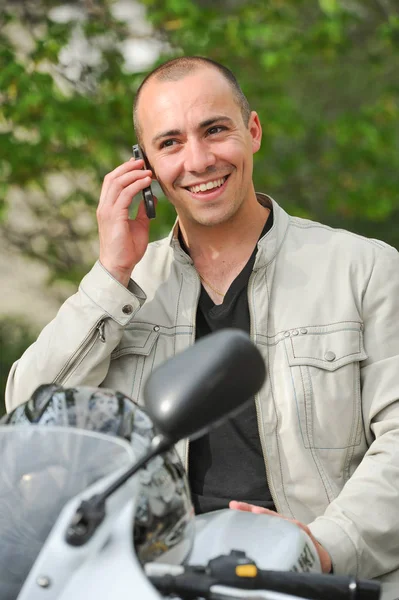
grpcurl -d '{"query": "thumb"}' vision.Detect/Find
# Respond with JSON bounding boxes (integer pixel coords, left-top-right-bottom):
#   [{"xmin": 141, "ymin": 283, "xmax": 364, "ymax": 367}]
[{"xmin": 135, "ymin": 197, "xmax": 157, "ymax": 224}]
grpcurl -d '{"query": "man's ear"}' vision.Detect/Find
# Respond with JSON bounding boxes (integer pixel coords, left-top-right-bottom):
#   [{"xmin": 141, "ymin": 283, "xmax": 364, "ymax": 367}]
[{"xmin": 248, "ymin": 111, "xmax": 262, "ymax": 154}]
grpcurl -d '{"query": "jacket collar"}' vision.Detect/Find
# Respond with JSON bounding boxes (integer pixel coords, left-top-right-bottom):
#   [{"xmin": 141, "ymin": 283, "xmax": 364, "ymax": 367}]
[
  {"xmin": 254, "ymin": 194, "xmax": 289, "ymax": 269},
  {"xmin": 168, "ymin": 193, "xmax": 290, "ymax": 268}
]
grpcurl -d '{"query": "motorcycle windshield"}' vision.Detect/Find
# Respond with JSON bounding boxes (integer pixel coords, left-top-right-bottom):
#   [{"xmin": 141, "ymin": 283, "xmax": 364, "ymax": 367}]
[{"xmin": 0, "ymin": 426, "xmax": 134, "ymax": 600}]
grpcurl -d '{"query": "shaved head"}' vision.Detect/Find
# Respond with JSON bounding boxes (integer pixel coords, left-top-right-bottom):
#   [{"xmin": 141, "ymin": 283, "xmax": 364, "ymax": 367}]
[{"xmin": 133, "ymin": 56, "xmax": 251, "ymax": 146}]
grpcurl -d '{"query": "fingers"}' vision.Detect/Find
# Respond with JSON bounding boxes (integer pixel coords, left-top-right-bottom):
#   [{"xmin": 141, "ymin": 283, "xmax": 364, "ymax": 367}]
[
  {"xmin": 100, "ymin": 171, "xmax": 152, "ymax": 209},
  {"xmin": 112, "ymin": 176, "xmax": 153, "ymax": 212},
  {"xmin": 96, "ymin": 160, "xmax": 156, "ymax": 283},
  {"xmin": 230, "ymin": 501, "xmax": 332, "ymax": 573},
  {"xmin": 229, "ymin": 501, "xmax": 278, "ymax": 515},
  {"xmin": 99, "ymin": 160, "xmax": 153, "ymax": 209},
  {"xmin": 106, "ymin": 157, "xmax": 145, "ymax": 184},
  {"xmin": 229, "ymin": 501, "xmax": 252, "ymax": 511},
  {"xmin": 101, "ymin": 158, "xmax": 143, "ymax": 198},
  {"xmin": 230, "ymin": 502, "xmax": 307, "ymax": 535}
]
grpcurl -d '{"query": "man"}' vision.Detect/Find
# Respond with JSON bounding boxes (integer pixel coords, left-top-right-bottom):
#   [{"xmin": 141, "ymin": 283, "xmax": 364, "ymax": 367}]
[{"xmin": 6, "ymin": 57, "xmax": 399, "ymax": 590}]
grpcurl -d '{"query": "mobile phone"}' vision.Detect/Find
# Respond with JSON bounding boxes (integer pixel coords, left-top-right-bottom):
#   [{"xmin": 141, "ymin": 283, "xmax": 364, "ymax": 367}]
[{"xmin": 132, "ymin": 144, "xmax": 156, "ymax": 219}]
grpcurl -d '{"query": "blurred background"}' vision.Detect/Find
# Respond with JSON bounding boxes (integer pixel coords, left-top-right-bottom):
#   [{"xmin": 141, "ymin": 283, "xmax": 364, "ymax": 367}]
[{"xmin": 1, "ymin": 0, "xmax": 399, "ymax": 415}]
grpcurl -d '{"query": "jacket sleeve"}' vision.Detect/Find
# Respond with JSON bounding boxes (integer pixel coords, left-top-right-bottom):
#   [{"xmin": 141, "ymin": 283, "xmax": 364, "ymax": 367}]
[
  {"xmin": 5, "ymin": 261, "xmax": 146, "ymax": 412},
  {"xmin": 308, "ymin": 243, "xmax": 399, "ymax": 579}
]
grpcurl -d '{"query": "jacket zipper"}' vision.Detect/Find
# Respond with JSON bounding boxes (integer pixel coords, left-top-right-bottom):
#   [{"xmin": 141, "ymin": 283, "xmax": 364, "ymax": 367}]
[
  {"xmin": 53, "ymin": 318, "xmax": 106, "ymax": 385},
  {"xmin": 185, "ymin": 437, "xmax": 190, "ymax": 473},
  {"xmin": 248, "ymin": 271, "xmax": 281, "ymax": 513},
  {"xmin": 184, "ymin": 270, "xmax": 203, "ymax": 473}
]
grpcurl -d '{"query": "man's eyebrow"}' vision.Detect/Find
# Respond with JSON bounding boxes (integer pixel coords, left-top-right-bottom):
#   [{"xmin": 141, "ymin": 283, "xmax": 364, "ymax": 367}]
[
  {"xmin": 152, "ymin": 129, "xmax": 182, "ymax": 145},
  {"xmin": 151, "ymin": 116, "xmax": 234, "ymax": 146},
  {"xmin": 199, "ymin": 116, "xmax": 234, "ymax": 128}
]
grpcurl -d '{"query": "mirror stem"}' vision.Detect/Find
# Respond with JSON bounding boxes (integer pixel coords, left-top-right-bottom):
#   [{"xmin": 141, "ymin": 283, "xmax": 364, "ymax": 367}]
[{"xmin": 65, "ymin": 434, "xmax": 171, "ymax": 546}]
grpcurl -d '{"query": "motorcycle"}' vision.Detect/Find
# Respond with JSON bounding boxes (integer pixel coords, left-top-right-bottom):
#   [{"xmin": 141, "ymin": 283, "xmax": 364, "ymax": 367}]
[{"xmin": 0, "ymin": 330, "xmax": 383, "ymax": 600}]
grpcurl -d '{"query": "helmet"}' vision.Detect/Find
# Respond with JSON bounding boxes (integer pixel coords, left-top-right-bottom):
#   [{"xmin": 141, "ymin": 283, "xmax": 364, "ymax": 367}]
[{"xmin": 0, "ymin": 384, "xmax": 194, "ymax": 599}]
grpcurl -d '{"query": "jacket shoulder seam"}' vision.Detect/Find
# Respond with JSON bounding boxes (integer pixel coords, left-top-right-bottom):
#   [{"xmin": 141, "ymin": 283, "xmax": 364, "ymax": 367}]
[{"xmin": 288, "ymin": 218, "xmax": 390, "ymax": 251}]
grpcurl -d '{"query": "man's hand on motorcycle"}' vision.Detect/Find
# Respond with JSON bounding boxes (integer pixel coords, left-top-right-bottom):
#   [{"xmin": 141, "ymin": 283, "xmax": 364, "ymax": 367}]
[
  {"xmin": 229, "ymin": 500, "xmax": 332, "ymax": 574},
  {"xmin": 97, "ymin": 158, "xmax": 157, "ymax": 287}
]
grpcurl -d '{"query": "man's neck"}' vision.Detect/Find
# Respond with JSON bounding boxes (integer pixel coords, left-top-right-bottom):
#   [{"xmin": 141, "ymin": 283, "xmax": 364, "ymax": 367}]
[
  {"xmin": 177, "ymin": 197, "xmax": 270, "ymax": 304},
  {"xmin": 179, "ymin": 200, "xmax": 270, "ymax": 269}
]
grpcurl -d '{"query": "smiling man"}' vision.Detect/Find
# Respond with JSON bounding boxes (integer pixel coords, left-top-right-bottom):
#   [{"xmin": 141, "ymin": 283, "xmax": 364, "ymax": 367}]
[{"xmin": 6, "ymin": 57, "xmax": 399, "ymax": 593}]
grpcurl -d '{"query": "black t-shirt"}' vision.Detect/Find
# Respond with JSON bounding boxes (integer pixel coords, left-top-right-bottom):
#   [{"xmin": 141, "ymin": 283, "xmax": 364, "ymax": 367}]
[{"xmin": 187, "ymin": 211, "xmax": 276, "ymax": 514}]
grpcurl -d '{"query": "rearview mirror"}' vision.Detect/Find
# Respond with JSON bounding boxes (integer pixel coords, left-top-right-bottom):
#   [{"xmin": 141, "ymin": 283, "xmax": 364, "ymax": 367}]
[{"xmin": 144, "ymin": 329, "xmax": 266, "ymax": 444}]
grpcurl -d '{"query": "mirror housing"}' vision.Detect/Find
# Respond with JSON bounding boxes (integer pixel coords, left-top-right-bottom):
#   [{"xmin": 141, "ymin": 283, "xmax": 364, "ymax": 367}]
[{"xmin": 144, "ymin": 329, "xmax": 266, "ymax": 444}]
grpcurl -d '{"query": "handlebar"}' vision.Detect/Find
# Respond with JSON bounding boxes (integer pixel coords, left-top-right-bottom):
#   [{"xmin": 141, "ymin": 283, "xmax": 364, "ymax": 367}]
[
  {"xmin": 146, "ymin": 551, "xmax": 381, "ymax": 600},
  {"xmin": 148, "ymin": 571, "xmax": 380, "ymax": 600}
]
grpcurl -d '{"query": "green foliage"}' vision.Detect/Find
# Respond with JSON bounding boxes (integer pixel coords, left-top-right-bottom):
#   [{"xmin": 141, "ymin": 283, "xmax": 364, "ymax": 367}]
[
  {"xmin": 143, "ymin": 0, "xmax": 399, "ymax": 243},
  {"xmin": 1, "ymin": 0, "xmax": 398, "ymax": 403},
  {"xmin": 0, "ymin": 1, "xmax": 155, "ymax": 282},
  {"xmin": 0, "ymin": 317, "xmax": 37, "ymax": 416},
  {"xmin": 1, "ymin": 0, "xmax": 399, "ymax": 287}
]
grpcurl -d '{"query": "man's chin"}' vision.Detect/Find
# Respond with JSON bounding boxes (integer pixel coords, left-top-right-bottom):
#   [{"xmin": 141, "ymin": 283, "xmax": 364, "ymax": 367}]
[{"xmin": 186, "ymin": 205, "xmax": 239, "ymax": 228}]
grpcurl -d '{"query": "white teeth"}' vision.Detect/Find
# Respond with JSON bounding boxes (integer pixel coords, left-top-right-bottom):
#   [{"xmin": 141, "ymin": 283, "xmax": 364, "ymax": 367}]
[{"xmin": 189, "ymin": 177, "xmax": 226, "ymax": 193}]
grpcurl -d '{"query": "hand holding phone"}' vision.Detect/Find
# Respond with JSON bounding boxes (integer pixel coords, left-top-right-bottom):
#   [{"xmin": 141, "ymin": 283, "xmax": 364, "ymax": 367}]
[
  {"xmin": 132, "ymin": 144, "xmax": 156, "ymax": 219},
  {"xmin": 97, "ymin": 153, "xmax": 154, "ymax": 286}
]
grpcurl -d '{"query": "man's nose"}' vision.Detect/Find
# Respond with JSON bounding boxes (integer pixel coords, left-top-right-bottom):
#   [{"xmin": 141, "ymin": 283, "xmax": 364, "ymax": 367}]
[{"xmin": 183, "ymin": 139, "xmax": 216, "ymax": 173}]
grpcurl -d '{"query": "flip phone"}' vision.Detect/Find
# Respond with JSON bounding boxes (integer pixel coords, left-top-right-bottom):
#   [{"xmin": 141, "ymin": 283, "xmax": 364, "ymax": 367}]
[{"xmin": 132, "ymin": 144, "xmax": 156, "ymax": 219}]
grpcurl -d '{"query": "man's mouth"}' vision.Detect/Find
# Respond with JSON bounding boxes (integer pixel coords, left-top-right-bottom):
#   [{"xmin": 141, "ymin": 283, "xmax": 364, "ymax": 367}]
[{"xmin": 185, "ymin": 175, "xmax": 229, "ymax": 194}]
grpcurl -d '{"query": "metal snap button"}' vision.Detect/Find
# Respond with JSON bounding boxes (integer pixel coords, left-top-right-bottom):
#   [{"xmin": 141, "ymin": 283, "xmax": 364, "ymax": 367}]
[
  {"xmin": 292, "ymin": 329, "xmax": 299, "ymax": 336},
  {"xmin": 324, "ymin": 351, "xmax": 336, "ymax": 362},
  {"xmin": 300, "ymin": 328, "xmax": 308, "ymax": 335},
  {"xmin": 153, "ymin": 325, "xmax": 160, "ymax": 332},
  {"xmin": 284, "ymin": 331, "xmax": 290, "ymax": 338},
  {"xmin": 122, "ymin": 304, "xmax": 133, "ymax": 315},
  {"xmin": 37, "ymin": 576, "xmax": 51, "ymax": 588}
]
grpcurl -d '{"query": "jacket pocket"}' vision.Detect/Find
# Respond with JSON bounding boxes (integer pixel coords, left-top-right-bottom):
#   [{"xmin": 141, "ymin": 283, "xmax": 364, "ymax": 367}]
[
  {"xmin": 284, "ymin": 322, "xmax": 367, "ymax": 449},
  {"xmin": 108, "ymin": 325, "xmax": 161, "ymax": 403},
  {"xmin": 111, "ymin": 325, "xmax": 160, "ymax": 359}
]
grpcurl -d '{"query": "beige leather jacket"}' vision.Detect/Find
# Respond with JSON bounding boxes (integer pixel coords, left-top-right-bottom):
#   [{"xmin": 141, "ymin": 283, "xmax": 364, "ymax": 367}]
[{"xmin": 6, "ymin": 196, "xmax": 399, "ymax": 588}]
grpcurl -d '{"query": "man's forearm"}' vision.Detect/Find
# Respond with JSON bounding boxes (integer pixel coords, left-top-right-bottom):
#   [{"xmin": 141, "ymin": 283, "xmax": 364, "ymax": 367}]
[{"xmin": 5, "ymin": 261, "xmax": 145, "ymax": 412}]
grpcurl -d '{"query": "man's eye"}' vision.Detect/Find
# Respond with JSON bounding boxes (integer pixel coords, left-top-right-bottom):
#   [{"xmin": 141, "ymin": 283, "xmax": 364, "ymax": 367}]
[
  {"xmin": 207, "ymin": 126, "xmax": 226, "ymax": 135},
  {"xmin": 160, "ymin": 139, "xmax": 177, "ymax": 149}
]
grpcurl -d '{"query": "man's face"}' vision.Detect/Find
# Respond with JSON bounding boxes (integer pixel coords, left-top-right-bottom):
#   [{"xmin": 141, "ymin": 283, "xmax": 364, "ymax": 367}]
[{"xmin": 137, "ymin": 68, "xmax": 262, "ymax": 228}]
